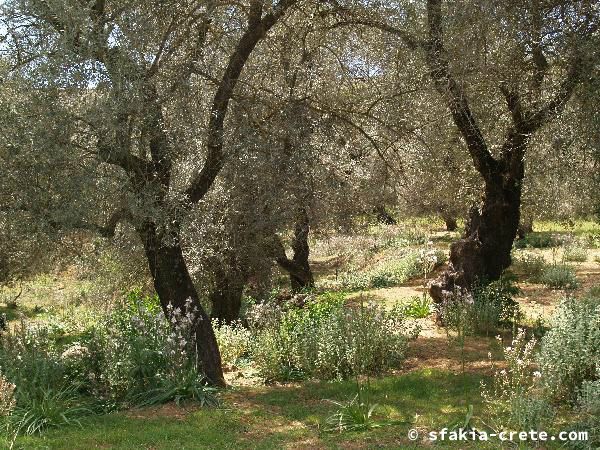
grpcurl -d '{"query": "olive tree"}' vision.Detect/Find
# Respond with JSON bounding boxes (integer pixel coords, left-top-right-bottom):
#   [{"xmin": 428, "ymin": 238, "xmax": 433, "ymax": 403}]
[{"xmin": 2, "ymin": 0, "xmax": 299, "ymax": 386}]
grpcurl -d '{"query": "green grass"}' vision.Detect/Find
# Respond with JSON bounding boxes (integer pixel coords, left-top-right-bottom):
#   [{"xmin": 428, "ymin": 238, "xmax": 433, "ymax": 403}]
[{"xmin": 6, "ymin": 369, "xmax": 496, "ymax": 449}]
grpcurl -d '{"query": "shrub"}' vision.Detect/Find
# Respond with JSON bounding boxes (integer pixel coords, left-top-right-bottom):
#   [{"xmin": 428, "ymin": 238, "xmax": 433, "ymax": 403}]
[
  {"xmin": 213, "ymin": 320, "xmax": 251, "ymax": 368},
  {"xmin": 438, "ymin": 275, "xmax": 521, "ymax": 336},
  {"xmin": 563, "ymin": 246, "xmax": 588, "ymax": 263},
  {"xmin": 513, "ymin": 252, "xmax": 547, "ymax": 281},
  {"xmin": 471, "ymin": 275, "xmax": 521, "ymax": 334},
  {"xmin": 339, "ymin": 249, "xmax": 446, "ymax": 291},
  {"xmin": 537, "ymin": 297, "xmax": 600, "ymax": 401},
  {"xmin": 577, "ymin": 371, "xmax": 600, "ymax": 447},
  {"xmin": 515, "ymin": 233, "xmax": 555, "ymax": 249},
  {"xmin": 0, "ymin": 290, "xmax": 220, "ymax": 437},
  {"xmin": 251, "ymin": 294, "xmax": 419, "ymax": 381},
  {"xmin": 481, "ymin": 330, "xmax": 553, "ymax": 432},
  {"xmin": 88, "ymin": 293, "xmax": 213, "ymax": 407},
  {"xmin": 540, "ymin": 264, "xmax": 579, "ymax": 290}
]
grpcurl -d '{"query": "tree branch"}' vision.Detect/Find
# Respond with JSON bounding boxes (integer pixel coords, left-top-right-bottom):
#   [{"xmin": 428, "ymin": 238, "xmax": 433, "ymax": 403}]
[
  {"xmin": 424, "ymin": 0, "xmax": 498, "ymax": 181},
  {"xmin": 186, "ymin": 0, "xmax": 297, "ymax": 203}
]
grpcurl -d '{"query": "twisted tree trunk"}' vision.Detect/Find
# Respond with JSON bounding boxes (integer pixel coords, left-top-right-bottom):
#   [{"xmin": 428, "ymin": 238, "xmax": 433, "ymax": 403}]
[
  {"xmin": 424, "ymin": 0, "xmax": 584, "ymax": 302},
  {"xmin": 209, "ymin": 264, "xmax": 249, "ymax": 324},
  {"xmin": 139, "ymin": 221, "xmax": 226, "ymax": 387},
  {"xmin": 271, "ymin": 208, "xmax": 314, "ymax": 292}
]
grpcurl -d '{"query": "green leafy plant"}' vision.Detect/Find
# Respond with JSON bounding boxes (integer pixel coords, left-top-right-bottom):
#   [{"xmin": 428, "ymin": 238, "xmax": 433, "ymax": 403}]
[
  {"xmin": 537, "ymin": 297, "xmax": 600, "ymax": 401},
  {"xmin": 131, "ymin": 368, "xmax": 219, "ymax": 408},
  {"xmin": 212, "ymin": 320, "xmax": 251, "ymax": 368},
  {"xmin": 324, "ymin": 390, "xmax": 380, "ymax": 432},
  {"xmin": 6, "ymin": 384, "xmax": 94, "ymax": 435},
  {"xmin": 481, "ymin": 330, "xmax": 553, "ymax": 432},
  {"xmin": 540, "ymin": 264, "xmax": 579, "ymax": 290},
  {"xmin": 251, "ymin": 293, "xmax": 419, "ymax": 381},
  {"xmin": 515, "ymin": 232, "xmax": 556, "ymax": 249},
  {"xmin": 513, "ymin": 252, "xmax": 547, "ymax": 281},
  {"xmin": 402, "ymin": 295, "xmax": 432, "ymax": 318}
]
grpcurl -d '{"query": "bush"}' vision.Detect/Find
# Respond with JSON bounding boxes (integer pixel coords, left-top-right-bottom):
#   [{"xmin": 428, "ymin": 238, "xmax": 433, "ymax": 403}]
[
  {"xmin": 513, "ymin": 252, "xmax": 547, "ymax": 281},
  {"xmin": 481, "ymin": 330, "xmax": 553, "ymax": 432},
  {"xmin": 537, "ymin": 297, "xmax": 600, "ymax": 401},
  {"xmin": 515, "ymin": 233, "xmax": 555, "ymax": 249},
  {"xmin": 339, "ymin": 249, "xmax": 446, "ymax": 291},
  {"xmin": 250, "ymin": 294, "xmax": 419, "ymax": 381},
  {"xmin": 540, "ymin": 264, "xmax": 579, "ymax": 290},
  {"xmin": 0, "ymin": 290, "xmax": 220, "ymax": 436},
  {"xmin": 213, "ymin": 320, "xmax": 251, "ymax": 368},
  {"xmin": 472, "ymin": 275, "xmax": 521, "ymax": 334},
  {"xmin": 577, "ymin": 371, "xmax": 600, "ymax": 447},
  {"xmin": 563, "ymin": 246, "xmax": 588, "ymax": 263},
  {"xmin": 438, "ymin": 275, "xmax": 521, "ymax": 335},
  {"xmin": 0, "ymin": 372, "xmax": 15, "ymax": 418}
]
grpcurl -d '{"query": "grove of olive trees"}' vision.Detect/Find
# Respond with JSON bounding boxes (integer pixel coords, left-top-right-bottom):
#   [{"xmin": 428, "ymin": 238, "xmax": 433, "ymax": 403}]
[{"xmin": 0, "ymin": 1, "xmax": 599, "ymax": 448}]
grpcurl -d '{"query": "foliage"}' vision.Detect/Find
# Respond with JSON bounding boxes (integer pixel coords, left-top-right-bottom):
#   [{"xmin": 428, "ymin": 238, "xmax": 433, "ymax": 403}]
[
  {"xmin": 402, "ymin": 295, "xmax": 432, "ymax": 319},
  {"xmin": 540, "ymin": 264, "xmax": 579, "ymax": 290},
  {"xmin": 338, "ymin": 249, "xmax": 446, "ymax": 291},
  {"xmin": 576, "ymin": 370, "xmax": 600, "ymax": 447},
  {"xmin": 213, "ymin": 320, "xmax": 251, "ymax": 368},
  {"xmin": 481, "ymin": 330, "xmax": 553, "ymax": 432},
  {"xmin": 6, "ymin": 384, "xmax": 94, "ymax": 436},
  {"xmin": 514, "ymin": 233, "xmax": 556, "ymax": 249},
  {"xmin": 537, "ymin": 297, "xmax": 600, "ymax": 401},
  {"xmin": 438, "ymin": 275, "xmax": 521, "ymax": 336},
  {"xmin": 471, "ymin": 274, "xmax": 521, "ymax": 334},
  {"xmin": 512, "ymin": 252, "xmax": 547, "ymax": 281},
  {"xmin": 250, "ymin": 294, "xmax": 419, "ymax": 381},
  {"xmin": 130, "ymin": 367, "xmax": 219, "ymax": 408},
  {"xmin": 323, "ymin": 380, "xmax": 390, "ymax": 433},
  {"xmin": 0, "ymin": 371, "xmax": 16, "ymax": 418},
  {"xmin": 0, "ymin": 290, "xmax": 220, "ymax": 436},
  {"xmin": 563, "ymin": 246, "xmax": 588, "ymax": 263}
]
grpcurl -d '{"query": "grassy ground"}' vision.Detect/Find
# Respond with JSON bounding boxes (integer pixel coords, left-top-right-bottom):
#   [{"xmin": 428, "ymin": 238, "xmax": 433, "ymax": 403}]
[
  {"xmin": 8, "ymin": 370, "xmax": 489, "ymax": 449},
  {"xmin": 1, "ymin": 218, "xmax": 599, "ymax": 449}
]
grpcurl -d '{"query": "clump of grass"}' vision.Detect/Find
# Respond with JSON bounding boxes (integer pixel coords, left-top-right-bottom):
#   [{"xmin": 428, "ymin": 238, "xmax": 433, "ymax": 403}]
[
  {"xmin": 7, "ymin": 384, "xmax": 95, "ymax": 435},
  {"xmin": 540, "ymin": 264, "xmax": 579, "ymax": 290},
  {"xmin": 325, "ymin": 390, "xmax": 380, "ymax": 432}
]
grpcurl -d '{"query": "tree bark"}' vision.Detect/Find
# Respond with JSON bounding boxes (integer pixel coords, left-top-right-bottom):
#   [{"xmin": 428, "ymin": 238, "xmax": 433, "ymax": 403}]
[
  {"xmin": 289, "ymin": 208, "xmax": 314, "ymax": 291},
  {"xmin": 374, "ymin": 205, "xmax": 397, "ymax": 225},
  {"xmin": 517, "ymin": 218, "xmax": 533, "ymax": 240},
  {"xmin": 441, "ymin": 214, "xmax": 458, "ymax": 231},
  {"xmin": 271, "ymin": 208, "xmax": 314, "ymax": 292},
  {"xmin": 139, "ymin": 221, "xmax": 226, "ymax": 387},
  {"xmin": 209, "ymin": 265, "xmax": 248, "ymax": 324}
]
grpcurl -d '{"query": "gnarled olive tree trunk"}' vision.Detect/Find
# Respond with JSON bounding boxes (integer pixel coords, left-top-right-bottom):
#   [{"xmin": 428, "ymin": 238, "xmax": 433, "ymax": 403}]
[
  {"xmin": 424, "ymin": 0, "xmax": 584, "ymax": 302},
  {"xmin": 209, "ymin": 263, "xmax": 249, "ymax": 324},
  {"xmin": 271, "ymin": 207, "xmax": 314, "ymax": 292},
  {"xmin": 139, "ymin": 221, "xmax": 225, "ymax": 386},
  {"xmin": 441, "ymin": 213, "xmax": 458, "ymax": 232}
]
